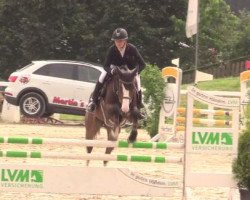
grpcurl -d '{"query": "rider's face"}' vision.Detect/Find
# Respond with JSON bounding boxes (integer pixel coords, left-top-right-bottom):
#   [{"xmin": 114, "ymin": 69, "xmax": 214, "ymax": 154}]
[{"xmin": 114, "ymin": 39, "xmax": 127, "ymax": 50}]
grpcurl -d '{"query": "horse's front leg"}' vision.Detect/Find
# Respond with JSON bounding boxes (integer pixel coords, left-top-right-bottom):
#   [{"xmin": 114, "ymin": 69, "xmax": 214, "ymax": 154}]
[
  {"xmin": 104, "ymin": 126, "xmax": 120, "ymax": 166},
  {"xmin": 85, "ymin": 113, "xmax": 101, "ymax": 166},
  {"xmin": 128, "ymin": 122, "xmax": 138, "ymax": 143},
  {"xmin": 126, "ymin": 104, "xmax": 139, "ymax": 143},
  {"xmin": 128, "ymin": 117, "xmax": 138, "ymax": 143}
]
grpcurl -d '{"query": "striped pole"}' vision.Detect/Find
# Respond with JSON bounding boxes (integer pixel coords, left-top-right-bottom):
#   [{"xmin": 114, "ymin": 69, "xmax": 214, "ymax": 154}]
[
  {"xmin": 0, "ymin": 137, "xmax": 184, "ymax": 149},
  {"xmin": 176, "ymin": 126, "xmax": 185, "ymax": 132},
  {"xmin": 177, "ymin": 107, "xmax": 232, "ymax": 116},
  {"xmin": 176, "ymin": 117, "xmax": 231, "ymax": 126},
  {"xmin": 0, "ymin": 150, "xmax": 182, "ymax": 164}
]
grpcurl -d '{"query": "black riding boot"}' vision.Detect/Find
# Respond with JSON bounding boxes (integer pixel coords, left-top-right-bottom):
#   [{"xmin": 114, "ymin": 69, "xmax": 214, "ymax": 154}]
[{"xmin": 87, "ymin": 81, "xmax": 103, "ymax": 112}]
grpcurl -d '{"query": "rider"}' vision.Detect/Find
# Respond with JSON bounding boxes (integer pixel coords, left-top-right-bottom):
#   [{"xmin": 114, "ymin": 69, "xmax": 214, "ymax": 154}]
[{"xmin": 87, "ymin": 28, "xmax": 146, "ymax": 114}]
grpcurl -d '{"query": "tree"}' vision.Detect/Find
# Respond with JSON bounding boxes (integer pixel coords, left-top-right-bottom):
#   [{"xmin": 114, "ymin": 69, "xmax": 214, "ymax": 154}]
[
  {"xmin": 232, "ymin": 10, "xmax": 250, "ymax": 57},
  {"xmin": 0, "ymin": 0, "xmax": 188, "ymax": 79},
  {"xmin": 0, "ymin": 0, "xmax": 90, "ymax": 78},
  {"xmin": 199, "ymin": 0, "xmax": 240, "ymax": 64},
  {"xmin": 173, "ymin": 0, "xmax": 242, "ymax": 70}
]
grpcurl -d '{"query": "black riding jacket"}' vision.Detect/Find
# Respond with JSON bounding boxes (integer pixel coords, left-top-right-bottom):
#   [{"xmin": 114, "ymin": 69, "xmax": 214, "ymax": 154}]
[{"xmin": 103, "ymin": 43, "xmax": 146, "ymax": 74}]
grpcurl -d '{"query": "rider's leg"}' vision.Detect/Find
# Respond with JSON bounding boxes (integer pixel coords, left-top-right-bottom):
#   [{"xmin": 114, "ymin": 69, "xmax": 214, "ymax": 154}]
[{"xmin": 87, "ymin": 71, "xmax": 107, "ymax": 112}]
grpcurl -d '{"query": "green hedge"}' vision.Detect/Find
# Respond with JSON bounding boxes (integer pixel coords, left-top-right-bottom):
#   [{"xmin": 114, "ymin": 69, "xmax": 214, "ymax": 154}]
[{"xmin": 141, "ymin": 64, "xmax": 165, "ymax": 137}]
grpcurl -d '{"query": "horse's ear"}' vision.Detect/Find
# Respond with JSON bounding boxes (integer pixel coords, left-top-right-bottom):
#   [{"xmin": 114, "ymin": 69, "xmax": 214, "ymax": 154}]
[{"xmin": 131, "ymin": 67, "xmax": 138, "ymax": 77}]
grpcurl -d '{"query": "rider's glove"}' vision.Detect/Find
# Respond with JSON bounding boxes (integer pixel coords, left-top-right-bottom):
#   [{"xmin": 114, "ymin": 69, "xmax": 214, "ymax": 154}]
[
  {"xmin": 111, "ymin": 68, "xmax": 117, "ymax": 75},
  {"xmin": 110, "ymin": 65, "xmax": 118, "ymax": 75}
]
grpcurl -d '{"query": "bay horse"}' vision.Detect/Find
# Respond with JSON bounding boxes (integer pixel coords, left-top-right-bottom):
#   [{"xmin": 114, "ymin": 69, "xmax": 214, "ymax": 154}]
[{"xmin": 85, "ymin": 65, "xmax": 140, "ymax": 165}]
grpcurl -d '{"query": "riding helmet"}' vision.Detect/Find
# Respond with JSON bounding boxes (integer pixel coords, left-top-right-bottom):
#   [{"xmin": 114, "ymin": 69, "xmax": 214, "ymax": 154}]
[{"xmin": 111, "ymin": 28, "xmax": 128, "ymax": 40}]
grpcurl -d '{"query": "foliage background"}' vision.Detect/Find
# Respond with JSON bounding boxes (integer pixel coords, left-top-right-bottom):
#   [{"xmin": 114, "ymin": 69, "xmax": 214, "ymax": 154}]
[
  {"xmin": 0, "ymin": 0, "xmax": 249, "ymax": 79},
  {"xmin": 232, "ymin": 105, "xmax": 250, "ymax": 190}
]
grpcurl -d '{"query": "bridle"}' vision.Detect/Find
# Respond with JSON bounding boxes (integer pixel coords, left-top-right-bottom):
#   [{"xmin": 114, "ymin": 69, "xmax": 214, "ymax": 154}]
[{"xmin": 114, "ymin": 76, "xmax": 136, "ymax": 105}]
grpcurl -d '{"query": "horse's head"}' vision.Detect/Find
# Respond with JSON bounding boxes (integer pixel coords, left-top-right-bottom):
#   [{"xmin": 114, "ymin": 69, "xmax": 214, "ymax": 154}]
[{"xmin": 114, "ymin": 65, "xmax": 138, "ymax": 113}]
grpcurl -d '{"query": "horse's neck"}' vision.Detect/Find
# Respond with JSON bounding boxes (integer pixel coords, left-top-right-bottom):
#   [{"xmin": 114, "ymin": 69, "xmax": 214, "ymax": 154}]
[{"xmin": 104, "ymin": 79, "xmax": 119, "ymax": 104}]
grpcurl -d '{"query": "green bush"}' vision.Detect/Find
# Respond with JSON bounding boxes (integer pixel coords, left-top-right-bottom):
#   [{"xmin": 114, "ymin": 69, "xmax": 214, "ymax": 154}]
[
  {"xmin": 232, "ymin": 105, "xmax": 250, "ymax": 190},
  {"xmin": 232, "ymin": 127, "xmax": 250, "ymax": 190},
  {"xmin": 141, "ymin": 64, "xmax": 165, "ymax": 137}
]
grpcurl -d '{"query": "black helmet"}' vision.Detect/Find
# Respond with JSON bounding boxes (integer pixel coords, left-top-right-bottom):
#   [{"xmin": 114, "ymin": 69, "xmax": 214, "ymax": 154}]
[{"xmin": 111, "ymin": 28, "xmax": 128, "ymax": 41}]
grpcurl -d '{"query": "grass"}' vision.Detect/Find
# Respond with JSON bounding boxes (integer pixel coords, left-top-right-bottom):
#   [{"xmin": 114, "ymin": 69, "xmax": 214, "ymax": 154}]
[
  {"xmin": 181, "ymin": 76, "xmax": 240, "ymax": 91},
  {"xmin": 60, "ymin": 114, "xmax": 84, "ymax": 121}
]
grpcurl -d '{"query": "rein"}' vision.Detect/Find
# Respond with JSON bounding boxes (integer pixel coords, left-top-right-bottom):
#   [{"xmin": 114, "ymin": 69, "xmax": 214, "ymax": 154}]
[
  {"xmin": 100, "ymin": 100, "xmax": 115, "ymax": 128},
  {"xmin": 100, "ymin": 100, "xmax": 128, "ymax": 128}
]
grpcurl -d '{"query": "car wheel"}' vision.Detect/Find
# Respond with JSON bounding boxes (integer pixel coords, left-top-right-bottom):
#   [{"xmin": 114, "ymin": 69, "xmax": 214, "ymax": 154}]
[{"xmin": 19, "ymin": 92, "xmax": 46, "ymax": 117}]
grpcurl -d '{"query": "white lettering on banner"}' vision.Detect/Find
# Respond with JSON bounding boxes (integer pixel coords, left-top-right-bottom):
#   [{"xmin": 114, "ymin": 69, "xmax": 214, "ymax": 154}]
[
  {"xmin": 122, "ymin": 170, "xmax": 180, "ymax": 188},
  {"xmin": 189, "ymin": 86, "xmax": 239, "ymax": 108}
]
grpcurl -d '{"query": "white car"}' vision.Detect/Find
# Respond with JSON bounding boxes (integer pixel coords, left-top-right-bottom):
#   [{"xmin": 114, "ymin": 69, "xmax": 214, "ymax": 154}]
[{"xmin": 4, "ymin": 60, "xmax": 103, "ymax": 117}]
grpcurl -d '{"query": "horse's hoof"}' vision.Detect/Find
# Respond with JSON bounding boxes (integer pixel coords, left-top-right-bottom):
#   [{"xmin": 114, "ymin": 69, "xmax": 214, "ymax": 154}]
[{"xmin": 103, "ymin": 161, "xmax": 108, "ymax": 166}]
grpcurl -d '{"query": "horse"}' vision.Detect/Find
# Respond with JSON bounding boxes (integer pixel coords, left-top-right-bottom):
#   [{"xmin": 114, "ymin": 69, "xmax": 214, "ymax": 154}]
[{"xmin": 85, "ymin": 65, "xmax": 140, "ymax": 166}]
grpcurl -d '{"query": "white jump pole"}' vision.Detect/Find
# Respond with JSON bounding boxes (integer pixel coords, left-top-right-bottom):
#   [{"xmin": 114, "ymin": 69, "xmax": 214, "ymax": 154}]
[{"xmin": 0, "ymin": 137, "xmax": 184, "ymax": 149}]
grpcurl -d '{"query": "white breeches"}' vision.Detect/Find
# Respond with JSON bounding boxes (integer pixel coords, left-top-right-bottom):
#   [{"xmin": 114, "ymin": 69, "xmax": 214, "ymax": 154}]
[{"xmin": 98, "ymin": 70, "xmax": 107, "ymax": 83}]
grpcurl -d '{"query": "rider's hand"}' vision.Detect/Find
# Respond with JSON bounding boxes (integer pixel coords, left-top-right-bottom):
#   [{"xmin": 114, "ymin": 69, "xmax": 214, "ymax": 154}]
[{"xmin": 111, "ymin": 66, "xmax": 117, "ymax": 75}]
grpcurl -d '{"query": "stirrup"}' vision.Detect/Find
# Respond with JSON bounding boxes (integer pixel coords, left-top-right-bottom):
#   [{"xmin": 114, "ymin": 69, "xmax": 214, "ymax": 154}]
[{"xmin": 87, "ymin": 101, "xmax": 96, "ymax": 112}]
